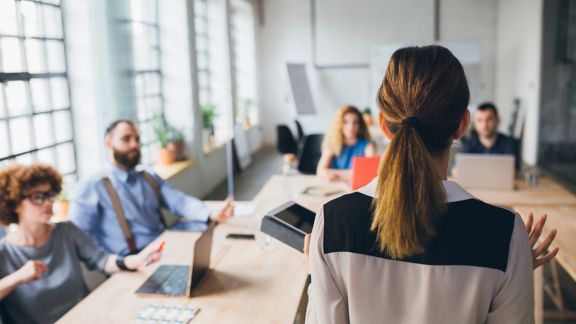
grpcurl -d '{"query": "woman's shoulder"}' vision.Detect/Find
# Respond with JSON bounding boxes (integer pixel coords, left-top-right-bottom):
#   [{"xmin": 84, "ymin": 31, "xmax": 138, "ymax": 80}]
[
  {"xmin": 322, "ymin": 192, "xmax": 374, "ymax": 230},
  {"xmin": 53, "ymin": 221, "xmax": 85, "ymax": 239}
]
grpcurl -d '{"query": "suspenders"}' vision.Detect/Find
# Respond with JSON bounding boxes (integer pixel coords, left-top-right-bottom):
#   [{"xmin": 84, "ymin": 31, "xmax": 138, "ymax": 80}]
[{"xmin": 102, "ymin": 171, "xmax": 165, "ymax": 254}]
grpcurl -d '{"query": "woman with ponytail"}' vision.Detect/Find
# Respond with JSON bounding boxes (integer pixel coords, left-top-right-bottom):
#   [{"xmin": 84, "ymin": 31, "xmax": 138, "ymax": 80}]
[{"xmin": 306, "ymin": 46, "xmax": 535, "ymax": 324}]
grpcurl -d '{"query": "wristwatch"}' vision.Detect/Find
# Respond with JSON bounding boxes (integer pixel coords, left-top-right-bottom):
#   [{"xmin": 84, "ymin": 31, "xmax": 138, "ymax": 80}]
[{"xmin": 116, "ymin": 256, "xmax": 136, "ymax": 272}]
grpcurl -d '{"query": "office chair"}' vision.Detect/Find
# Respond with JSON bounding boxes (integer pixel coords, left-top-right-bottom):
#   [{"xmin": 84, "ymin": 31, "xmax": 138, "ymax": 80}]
[
  {"xmin": 295, "ymin": 119, "xmax": 305, "ymax": 143},
  {"xmin": 276, "ymin": 125, "xmax": 298, "ymax": 155},
  {"xmin": 297, "ymin": 134, "xmax": 323, "ymax": 174}
]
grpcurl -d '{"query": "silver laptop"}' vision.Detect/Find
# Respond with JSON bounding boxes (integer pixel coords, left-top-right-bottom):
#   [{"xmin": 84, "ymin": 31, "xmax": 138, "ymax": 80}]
[
  {"xmin": 455, "ymin": 154, "xmax": 515, "ymax": 190},
  {"xmin": 135, "ymin": 221, "xmax": 216, "ymax": 297}
]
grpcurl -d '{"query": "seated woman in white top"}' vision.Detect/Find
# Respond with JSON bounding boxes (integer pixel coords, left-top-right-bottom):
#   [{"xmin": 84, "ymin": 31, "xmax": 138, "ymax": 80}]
[
  {"xmin": 0, "ymin": 163, "xmax": 163, "ymax": 324},
  {"xmin": 316, "ymin": 105, "xmax": 376, "ymax": 182},
  {"xmin": 306, "ymin": 45, "xmax": 547, "ymax": 324}
]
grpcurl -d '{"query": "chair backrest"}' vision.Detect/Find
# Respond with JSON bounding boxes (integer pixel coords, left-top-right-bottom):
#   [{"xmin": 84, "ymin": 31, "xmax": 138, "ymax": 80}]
[
  {"xmin": 276, "ymin": 125, "xmax": 298, "ymax": 154},
  {"xmin": 297, "ymin": 134, "xmax": 324, "ymax": 174},
  {"xmin": 295, "ymin": 119, "xmax": 305, "ymax": 142}
]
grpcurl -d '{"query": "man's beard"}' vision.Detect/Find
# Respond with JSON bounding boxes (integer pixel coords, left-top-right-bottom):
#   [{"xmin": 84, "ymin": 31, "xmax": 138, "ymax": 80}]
[{"xmin": 113, "ymin": 148, "xmax": 141, "ymax": 170}]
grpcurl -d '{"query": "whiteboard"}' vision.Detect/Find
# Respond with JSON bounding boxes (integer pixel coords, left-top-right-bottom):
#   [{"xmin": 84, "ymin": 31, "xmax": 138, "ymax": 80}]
[
  {"xmin": 314, "ymin": 0, "xmax": 435, "ymax": 66},
  {"xmin": 287, "ymin": 63, "xmax": 316, "ymax": 115}
]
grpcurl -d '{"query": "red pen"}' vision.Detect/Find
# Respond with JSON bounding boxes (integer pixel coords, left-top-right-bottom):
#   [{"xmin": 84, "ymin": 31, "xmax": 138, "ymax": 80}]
[
  {"xmin": 156, "ymin": 241, "xmax": 166, "ymax": 253},
  {"xmin": 144, "ymin": 241, "xmax": 165, "ymax": 267}
]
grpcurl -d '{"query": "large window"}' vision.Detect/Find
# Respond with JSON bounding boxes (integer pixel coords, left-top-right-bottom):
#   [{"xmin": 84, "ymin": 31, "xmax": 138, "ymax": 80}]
[
  {"xmin": 230, "ymin": 0, "xmax": 258, "ymax": 128},
  {"xmin": 129, "ymin": 0, "xmax": 163, "ymax": 165},
  {"xmin": 195, "ymin": 0, "xmax": 233, "ymax": 150},
  {"xmin": 194, "ymin": 0, "xmax": 214, "ymax": 149},
  {"xmin": 0, "ymin": 0, "xmax": 77, "ymax": 181}
]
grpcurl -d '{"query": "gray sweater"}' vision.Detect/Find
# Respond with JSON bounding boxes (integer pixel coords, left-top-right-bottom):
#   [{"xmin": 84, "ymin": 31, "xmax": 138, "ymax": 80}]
[{"xmin": 0, "ymin": 222, "xmax": 109, "ymax": 324}]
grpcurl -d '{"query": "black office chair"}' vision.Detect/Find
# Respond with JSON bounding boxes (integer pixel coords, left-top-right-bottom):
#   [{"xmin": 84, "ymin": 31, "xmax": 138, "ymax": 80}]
[
  {"xmin": 295, "ymin": 119, "xmax": 305, "ymax": 143},
  {"xmin": 276, "ymin": 125, "xmax": 298, "ymax": 155},
  {"xmin": 297, "ymin": 134, "xmax": 323, "ymax": 174}
]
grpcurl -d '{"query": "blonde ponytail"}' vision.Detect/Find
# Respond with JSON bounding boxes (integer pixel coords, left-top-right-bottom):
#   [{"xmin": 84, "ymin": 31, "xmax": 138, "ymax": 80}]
[{"xmin": 371, "ymin": 125, "xmax": 446, "ymax": 258}]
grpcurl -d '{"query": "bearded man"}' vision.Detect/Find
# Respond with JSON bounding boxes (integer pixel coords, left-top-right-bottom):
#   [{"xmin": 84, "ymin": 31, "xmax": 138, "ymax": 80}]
[{"xmin": 69, "ymin": 120, "xmax": 233, "ymax": 256}]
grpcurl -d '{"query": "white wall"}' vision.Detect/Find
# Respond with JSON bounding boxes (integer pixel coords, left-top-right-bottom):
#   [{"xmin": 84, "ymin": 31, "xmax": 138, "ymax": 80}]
[
  {"xmin": 256, "ymin": 0, "xmax": 501, "ymax": 144},
  {"xmin": 494, "ymin": 0, "xmax": 543, "ymax": 165},
  {"xmin": 440, "ymin": 0, "xmax": 498, "ymax": 104}
]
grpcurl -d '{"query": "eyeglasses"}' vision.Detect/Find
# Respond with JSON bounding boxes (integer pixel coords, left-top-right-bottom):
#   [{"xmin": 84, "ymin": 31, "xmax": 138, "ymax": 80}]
[{"xmin": 26, "ymin": 191, "xmax": 57, "ymax": 206}]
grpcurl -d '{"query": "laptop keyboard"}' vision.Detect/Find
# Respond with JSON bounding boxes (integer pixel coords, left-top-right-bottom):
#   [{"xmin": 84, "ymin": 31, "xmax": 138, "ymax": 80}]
[{"xmin": 137, "ymin": 265, "xmax": 190, "ymax": 296}]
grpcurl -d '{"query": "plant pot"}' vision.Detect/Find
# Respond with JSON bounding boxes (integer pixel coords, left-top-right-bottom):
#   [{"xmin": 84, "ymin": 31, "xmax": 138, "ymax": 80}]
[
  {"xmin": 157, "ymin": 148, "xmax": 177, "ymax": 165},
  {"xmin": 363, "ymin": 114, "xmax": 374, "ymax": 126},
  {"xmin": 168, "ymin": 141, "xmax": 185, "ymax": 161},
  {"xmin": 53, "ymin": 200, "xmax": 69, "ymax": 221},
  {"xmin": 202, "ymin": 129, "xmax": 212, "ymax": 150}
]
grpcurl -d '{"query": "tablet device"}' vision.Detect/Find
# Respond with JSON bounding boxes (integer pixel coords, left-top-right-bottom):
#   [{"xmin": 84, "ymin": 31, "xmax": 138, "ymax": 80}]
[{"xmin": 260, "ymin": 201, "xmax": 315, "ymax": 252}]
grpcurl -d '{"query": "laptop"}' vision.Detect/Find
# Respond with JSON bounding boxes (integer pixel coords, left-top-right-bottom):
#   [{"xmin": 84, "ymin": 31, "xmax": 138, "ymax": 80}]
[
  {"xmin": 135, "ymin": 222, "xmax": 216, "ymax": 297},
  {"xmin": 455, "ymin": 154, "xmax": 515, "ymax": 190},
  {"xmin": 350, "ymin": 156, "xmax": 381, "ymax": 190}
]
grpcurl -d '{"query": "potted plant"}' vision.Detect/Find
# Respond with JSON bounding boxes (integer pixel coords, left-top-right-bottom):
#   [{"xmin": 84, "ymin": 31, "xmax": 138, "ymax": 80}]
[
  {"xmin": 154, "ymin": 114, "xmax": 185, "ymax": 164},
  {"xmin": 362, "ymin": 107, "xmax": 374, "ymax": 126},
  {"xmin": 201, "ymin": 104, "xmax": 216, "ymax": 147},
  {"xmin": 53, "ymin": 190, "xmax": 70, "ymax": 221},
  {"xmin": 237, "ymin": 98, "xmax": 254, "ymax": 128}
]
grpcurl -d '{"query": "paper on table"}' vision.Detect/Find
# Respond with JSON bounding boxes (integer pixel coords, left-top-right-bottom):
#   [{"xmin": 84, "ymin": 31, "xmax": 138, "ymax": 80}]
[
  {"xmin": 208, "ymin": 201, "xmax": 257, "ymax": 217},
  {"xmin": 234, "ymin": 202, "xmax": 257, "ymax": 217}
]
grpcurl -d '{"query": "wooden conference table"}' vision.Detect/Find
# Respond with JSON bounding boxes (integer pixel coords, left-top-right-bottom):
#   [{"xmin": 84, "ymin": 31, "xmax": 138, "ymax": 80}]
[
  {"xmin": 58, "ymin": 176, "xmax": 348, "ymax": 324},
  {"xmin": 59, "ymin": 175, "xmax": 576, "ymax": 323}
]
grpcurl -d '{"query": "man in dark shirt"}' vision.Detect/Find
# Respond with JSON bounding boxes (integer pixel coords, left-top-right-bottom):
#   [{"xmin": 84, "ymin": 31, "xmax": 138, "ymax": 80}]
[{"xmin": 459, "ymin": 102, "xmax": 520, "ymax": 170}]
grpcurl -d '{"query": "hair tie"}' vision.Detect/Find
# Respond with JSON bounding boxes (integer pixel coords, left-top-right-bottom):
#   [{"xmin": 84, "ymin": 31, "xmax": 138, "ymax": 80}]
[{"xmin": 401, "ymin": 116, "xmax": 421, "ymax": 128}]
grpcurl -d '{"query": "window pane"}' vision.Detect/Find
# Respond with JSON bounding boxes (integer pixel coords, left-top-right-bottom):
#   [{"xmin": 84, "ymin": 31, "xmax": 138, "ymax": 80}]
[
  {"xmin": 33, "ymin": 113, "xmax": 53, "ymax": 147},
  {"xmin": 16, "ymin": 153, "xmax": 33, "ymax": 164},
  {"xmin": 195, "ymin": 18, "xmax": 206, "ymax": 35},
  {"xmin": 0, "ymin": 121, "xmax": 9, "ymax": 157},
  {"xmin": 5, "ymin": 81, "xmax": 29, "ymax": 116},
  {"xmin": 195, "ymin": 37, "xmax": 208, "ymax": 52},
  {"xmin": 46, "ymin": 41, "xmax": 66, "ymax": 73},
  {"xmin": 134, "ymin": 75, "xmax": 144, "ymax": 97},
  {"xmin": 146, "ymin": 73, "xmax": 160, "ymax": 95},
  {"xmin": 198, "ymin": 71, "xmax": 209, "ymax": 88},
  {"xmin": 56, "ymin": 143, "xmax": 74, "ymax": 174},
  {"xmin": 51, "ymin": 77, "xmax": 69, "ymax": 108},
  {"xmin": 20, "ymin": 1, "xmax": 42, "ymax": 37},
  {"xmin": 44, "ymin": 5, "xmax": 63, "ymax": 38},
  {"xmin": 30, "ymin": 79, "xmax": 50, "ymax": 112},
  {"xmin": 197, "ymin": 52, "xmax": 208, "ymax": 69},
  {"xmin": 25, "ymin": 39, "xmax": 47, "ymax": 73},
  {"xmin": 53, "ymin": 110, "xmax": 71, "ymax": 142},
  {"xmin": 199, "ymin": 88, "xmax": 210, "ymax": 105},
  {"xmin": 136, "ymin": 98, "xmax": 150, "ymax": 121},
  {"xmin": 147, "ymin": 96, "xmax": 162, "ymax": 112},
  {"xmin": 36, "ymin": 147, "xmax": 55, "ymax": 165},
  {"xmin": 9, "ymin": 117, "xmax": 32, "ymax": 153},
  {"xmin": 0, "ymin": 38, "xmax": 24, "ymax": 73},
  {"xmin": 0, "ymin": 0, "xmax": 18, "ymax": 35},
  {"xmin": 195, "ymin": 0, "xmax": 206, "ymax": 17}
]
